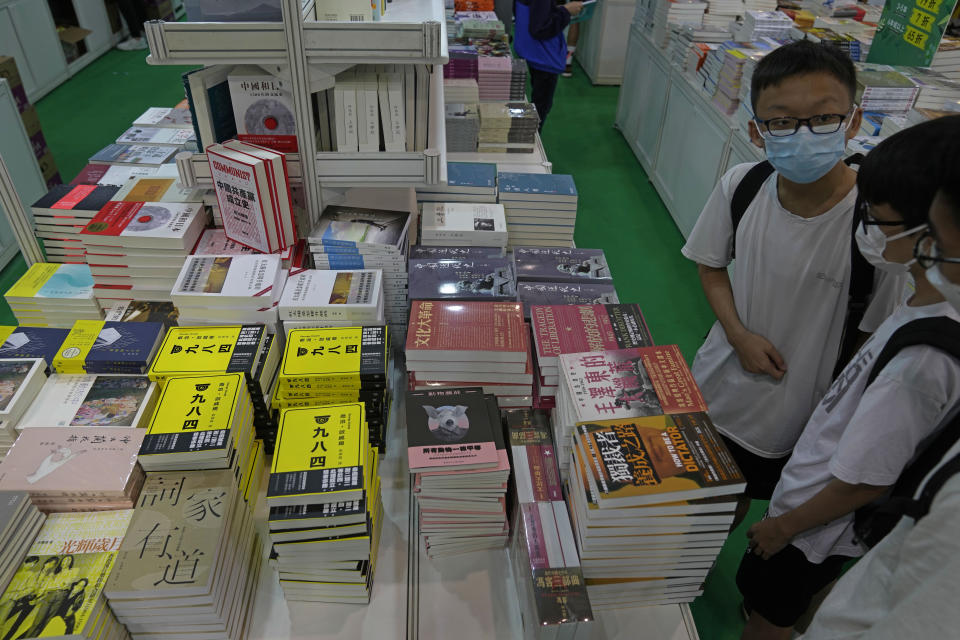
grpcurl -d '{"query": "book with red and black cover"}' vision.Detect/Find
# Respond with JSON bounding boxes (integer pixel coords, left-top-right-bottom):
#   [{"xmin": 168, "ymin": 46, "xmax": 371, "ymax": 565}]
[
  {"xmin": 405, "ymin": 301, "xmax": 527, "ymax": 363},
  {"xmin": 530, "ymin": 304, "xmax": 654, "ymax": 369},
  {"xmin": 207, "ymin": 143, "xmax": 279, "ymax": 253},
  {"xmin": 31, "ymin": 184, "xmax": 120, "ymax": 218},
  {"xmin": 405, "ymin": 387, "xmax": 499, "ymax": 472}
]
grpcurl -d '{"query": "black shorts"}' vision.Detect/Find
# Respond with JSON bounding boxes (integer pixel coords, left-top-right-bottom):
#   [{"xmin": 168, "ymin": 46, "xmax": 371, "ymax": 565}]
[
  {"xmin": 720, "ymin": 434, "xmax": 789, "ymax": 500},
  {"xmin": 736, "ymin": 543, "xmax": 849, "ymax": 628}
]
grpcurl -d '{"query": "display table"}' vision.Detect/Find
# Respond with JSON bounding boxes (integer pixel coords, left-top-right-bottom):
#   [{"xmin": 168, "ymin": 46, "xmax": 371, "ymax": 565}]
[
  {"xmin": 615, "ymin": 24, "xmax": 763, "ymax": 238},
  {"xmin": 447, "ymin": 133, "xmax": 553, "ymax": 174},
  {"xmin": 246, "ymin": 357, "xmax": 700, "ymax": 640}
]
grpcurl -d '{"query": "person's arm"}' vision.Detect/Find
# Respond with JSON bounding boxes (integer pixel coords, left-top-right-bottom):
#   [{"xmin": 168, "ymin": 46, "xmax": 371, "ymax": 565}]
[
  {"xmin": 747, "ymin": 478, "xmax": 889, "ymax": 559},
  {"xmin": 698, "ymin": 264, "xmax": 787, "ymax": 380},
  {"xmin": 527, "ymin": 0, "xmax": 579, "ymax": 40}
]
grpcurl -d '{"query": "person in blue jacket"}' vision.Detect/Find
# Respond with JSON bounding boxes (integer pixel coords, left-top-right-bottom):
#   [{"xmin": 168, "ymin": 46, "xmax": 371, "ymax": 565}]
[{"xmin": 514, "ymin": 0, "xmax": 583, "ymax": 130}]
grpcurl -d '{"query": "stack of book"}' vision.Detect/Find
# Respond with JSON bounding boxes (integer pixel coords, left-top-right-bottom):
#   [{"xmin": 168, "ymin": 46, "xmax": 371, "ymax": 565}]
[
  {"xmin": 106, "ymin": 470, "xmax": 262, "ymax": 640},
  {"xmin": 701, "ymin": 0, "xmax": 742, "ymax": 30},
  {"xmin": 497, "ymin": 173, "xmax": 578, "ymax": 248},
  {"xmin": 855, "ymin": 67, "xmax": 922, "ymax": 116},
  {"xmin": 79, "ymin": 200, "xmax": 208, "ymax": 306},
  {"xmin": 530, "ymin": 303, "xmax": 654, "ymax": 405},
  {"xmin": 4, "ymin": 263, "xmax": 102, "ymax": 328},
  {"xmin": 89, "ymin": 143, "xmax": 178, "ymax": 168},
  {"xmin": 669, "ymin": 25, "xmax": 726, "ymax": 72},
  {"xmin": 17, "ymin": 374, "xmax": 157, "ymax": 430},
  {"xmin": 133, "ymin": 105, "xmax": 194, "ymax": 129},
  {"xmin": 477, "ymin": 56, "xmax": 514, "ymax": 101},
  {"xmin": 506, "ymin": 408, "xmax": 595, "ymax": 637},
  {"xmin": 651, "ymin": 0, "xmax": 707, "ymax": 47},
  {"xmin": 278, "ymin": 269, "xmax": 385, "ymax": 333},
  {"xmin": 516, "ymin": 282, "xmax": 619, "ymax": 319},
  {"xmin": 407, "ymin": 387, "xmax": 511, "ymax": 556},
  {"xmin": 138, "ymin": 373, "xmax": 255, "ymax": 481},
  {"xmin": 0, "ymin": 358, "xmax": 46, "ymax": 456},
  {"xmin": 0, "ymin": 427, "xmax": 145, "ymax": 512},
  {"xmin": 272, "ymin": 327, "xmax": 390, "ymax": 452},
  {"xmin": 0, "ymin": 492, "xmax": 44, "ymax": 593},
  {"xmin": 444, "ymin": 78, "xmax": 480, "ymax": 103},
  {"xmin": 31, "ymin": 184, "xmax": 121, "ymax": 263},
  {"xmin": 207, "ymin": 139, "xmax": 297, "ymax": 254},
  {"xmin": 170, "ymin": 253, "xmax": 286, "ymax": 328},
  {"xmin": 307, "ymin": 205, "xmax": 412, "ymax": 331},
  {"xmin": 193, "ymin": 227, "xmax": 307, "ymax": 270},
  {"xmin": 70, "ymin": 163, "xmax": 178, "ymax": 188},
  {"xmin": 712, "ymin": 48, "xmax": 751, "ymax": 115},
  {"xmin": 408, "ymin": 256, "xmax": 517, "ymax": 301},
  {"xmin": 0, "ymin": 510, "xmax": 135, "ymax": 640},
  {"xmin": 730, "ymin": 10, "xmax": 793, "ymax": 41},
  {"xmin": 268, "ymin": 404, "xmax": 382, "ymax": 603},
  {"xmin": 568, "ymin": 413, "xmax": 744, "ymax": 607},
  {"xmin": 107, "ymin": 173, "xmax": 207, "ymax": 207},
  {"xmin": 477, "ymin": 102, "xmax": 539, "ymax": 154},
  {"xmin": 115, "ymin": 125, "xmax": 195, "ymax": 148},
  {"xmin": 406, "ymin": 301, "xmax": 534, "ymax": 408},
  {"xmin": 931, "ymin": 36, "xmax": 960, "ymax": 82},
  {"xmin": 416, "ymin": 161, "xmax": 498, "ymax": 204},
  {"xmin": 510, "ymin": 59, "xmax": 528, "ymax": 100},
  {"xmin": 904, "ymin": 68, "xmax": 960, "ymax": 110},
  {"xmin": 51, "ymin": 320, "xmax": 164, "ymax": 375},
  {"xmin": 445, "ymin": 45, "xmax": 479, "ymax": 79},
  {"xmin": 457, "ymin": 13, "xmax": 506, "ymax": 39},
  {"xmin": 147, "ymin": 325, "xmax": 279, "ymax": 450},
  {"xmin": 419, "ymin": 202, "xmax": 508, "ymax": 248},
  {"xmin": 103, "ymin": 300, "xmax": 179, "ymax": 328},
  {"xmin": 0, "ymin": 325, "xmax": 70, "ymax": 367},
  {"xmin": 514, "ymin": 247, "xmax": 612, "ymax": 283},
  {"xmin": 445, "ymin": 103, "xmax": 481, "ymax": 152}
]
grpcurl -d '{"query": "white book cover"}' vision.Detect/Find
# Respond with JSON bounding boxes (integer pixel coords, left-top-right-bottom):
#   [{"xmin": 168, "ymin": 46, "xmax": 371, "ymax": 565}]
[
  {"xmin": 404, "ymin": 66, "xmax": 416, "ymax": 152},
  {"xmin": 207, "ymin": 144, "xmax": 274, "ymax": 252},
  {"xmin": 360, "ymin": 72, "xmax": 379, "ymax": 152},
  {"xmin": 171, "ymin": 254, "xmax": 284, "ymax": 307},
  {"xmin": 343, "ymin": 76, "xmax": 360, "ymax": 151},
  {"xmin": 97, "ymin": 165, "xmax": 160, "ymax": 186},
  {"xmin": 334, "ymin": 81, "xmax": 348, "ymax": 151},
  {"xmin": 133, "ymin": 107, "xmax": 172, "ymax": 126},
  {"xmin": 0, "ymin": 359, "xmax": 46, "ymax": 424},
  {"xmin": 386, "ymin": 72, "xmax": 406, "ymax": 152},
  {"xmin": 377, "ymin": 73, "xmax": 395, "ymax": 152},
  {"xmin": 314, "ymin": 0, "xmax": 372, "ymax": 21},
  {"xmin": 278, "ymin": 269, "xmax": 383, "ymax": 320},
  {"xmin": 116, "ymin": 127, "xmax": 195, "ymax": 147},
  {"xmin": 421, "ymin": 203, "xmax": 507, "ymax": 239},
  {"xmin": 228, "ymin": 67, "xmax": 299, "ymax": 153},
  {"xmin": 222, "ymin": 139, "xmax": 296, "ymax": 249},
  {"xmin": 17, "ymin": 374, "xmax": 157, "ymax": 429},
  {"xmin": 112, "ymin": 176, "xmax": 207, "ymax": 204},
  {"xmin": 79, "ymin": 202, "xmax": 207, "ymax": 251}
]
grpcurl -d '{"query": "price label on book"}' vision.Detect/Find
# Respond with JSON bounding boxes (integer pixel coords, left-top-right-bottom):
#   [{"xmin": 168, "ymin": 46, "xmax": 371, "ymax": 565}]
[{"xmin": 867, "ymin": 0, "xmax": 960, "ymax": 66}]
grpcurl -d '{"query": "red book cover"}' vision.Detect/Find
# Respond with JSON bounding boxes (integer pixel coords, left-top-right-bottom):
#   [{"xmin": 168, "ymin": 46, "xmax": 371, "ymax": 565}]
[
  {"xmin": 530, "ymin": 304, "xmax": 654, "ymax": 367},
  {"xmin": 406, "ymin": 301, "xmax": 527, "ymax": 363},
  {"xmin": 69, "ymin": 164, "xmax": 110, "ymax": 186},
  {"xmin": 560, "ymin": 345, "xmax": 707, "ymax": 423}
]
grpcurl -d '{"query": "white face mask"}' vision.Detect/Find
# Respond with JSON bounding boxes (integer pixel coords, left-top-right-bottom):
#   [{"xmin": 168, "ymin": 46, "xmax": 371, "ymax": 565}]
[
  {"xmin": 926, "ymin": 263, "xmax": 960, "ymax": 313},
  {"xmin": 855, "ymin": 222, "xmax": 927, "ymax": 274}
]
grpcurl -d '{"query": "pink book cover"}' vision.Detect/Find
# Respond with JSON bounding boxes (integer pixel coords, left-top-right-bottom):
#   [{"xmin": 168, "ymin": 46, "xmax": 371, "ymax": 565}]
[
  {"xmin": 406, "ymin": 301, "xmax": 527, "ymax": 359},
  {"xmin": 420, "ymin": 497, "xmax": 507, "ymax": 516},
  {"xmin": 530, "ymin": 304, "xmax": 654, "ymax": 364},
  {"xmin": 560, "ymin": 344, "xmax": 707, "ymax": 422},
  {"xmin": 0, "ymin": 427, "xmax": 143, "ymax": 495}
]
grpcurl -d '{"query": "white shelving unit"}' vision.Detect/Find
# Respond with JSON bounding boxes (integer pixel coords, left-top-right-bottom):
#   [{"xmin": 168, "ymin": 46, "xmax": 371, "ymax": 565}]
[{"xmin": 575, "ymin": 0, "xmax": 634, "ymax": 85}]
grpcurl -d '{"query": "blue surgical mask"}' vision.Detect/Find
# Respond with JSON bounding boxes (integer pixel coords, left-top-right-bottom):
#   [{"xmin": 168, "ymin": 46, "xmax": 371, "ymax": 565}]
[{"xmin": 761, "ymin": 125, "xmax": 850, "ymax": 184}]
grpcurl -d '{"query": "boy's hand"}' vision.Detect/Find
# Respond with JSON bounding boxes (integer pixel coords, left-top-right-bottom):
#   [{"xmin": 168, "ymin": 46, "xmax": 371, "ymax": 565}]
[
  {"xmin": 729, "ymin": 330, "xmax": 787, "ymax": 380},
  {"xmin": 565, "ymin": 1, "xmax": 584, "ymax": 16},
  {"xmin": 747, "ymin": 516, "xmax": 793, "ymax": 560}
]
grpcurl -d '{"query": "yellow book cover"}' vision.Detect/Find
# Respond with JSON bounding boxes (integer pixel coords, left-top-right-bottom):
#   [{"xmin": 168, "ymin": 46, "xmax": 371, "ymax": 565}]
[
  {"xmin": 4, "ymin": 264, "xmax": 60, "ymax": 299},
  {"xmin": 244, "ymin": 439, "xmax": 265, "ymax": 503},
  {"xmin": 139, "ymin": 373, "xmax": 244, "ymax": 457},
  {"xmin": 148, "ymin": 325, "xmax": 265, "ymax": 383},
  {"xmin": 268, "ymin": 404, "xmax": 369, "ymax": 505},
  {"xmin": 577, "ymin": 413, "xmax": 745, "ymax": 508},
  {"xmin": 280, "ymin": 326, "xmax": 388, "ymax": 384},
  {"xmin": 0, "ymin": 510, "xmax": 133, "ymax": 639},
  {"xmin": 52, "ymin": 320, "xmax": 103, "ymax": 374}
]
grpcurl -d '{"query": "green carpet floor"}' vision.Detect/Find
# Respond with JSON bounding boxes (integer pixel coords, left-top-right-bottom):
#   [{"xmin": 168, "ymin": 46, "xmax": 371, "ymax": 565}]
[{"xmin": 0, "ymin": 48, "xmax": 765, "ymax": 640}]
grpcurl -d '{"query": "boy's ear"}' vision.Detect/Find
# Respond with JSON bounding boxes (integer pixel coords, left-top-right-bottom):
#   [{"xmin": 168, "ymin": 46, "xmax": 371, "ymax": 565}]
[
  {"xmin": 845, "ymin": 107, "xmax": 864, "ymax": 143},
  {"xmin": 748, "ymin": 120, "xmax": 765, "ymax": 150}
]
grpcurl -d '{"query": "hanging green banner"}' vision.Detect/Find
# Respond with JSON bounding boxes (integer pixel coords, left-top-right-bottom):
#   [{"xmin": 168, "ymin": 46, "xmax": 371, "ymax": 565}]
[{"xmin": 867, "ymin": 0, "xmax": 959, "ymax": 66}]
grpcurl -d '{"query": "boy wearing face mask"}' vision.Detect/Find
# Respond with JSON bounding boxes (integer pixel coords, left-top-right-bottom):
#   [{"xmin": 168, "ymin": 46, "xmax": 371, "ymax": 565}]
[
  {"xmin": 681, "ymin": 41, "xmax": 904, "ymax": 523},
  {"xmin": 737, "ymin": 116, "xmax": 960, "ymax": 640}
]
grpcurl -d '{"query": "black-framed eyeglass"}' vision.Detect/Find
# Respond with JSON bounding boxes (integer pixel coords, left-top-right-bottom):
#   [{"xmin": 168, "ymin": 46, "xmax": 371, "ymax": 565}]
[
  {"xmin": 755, "ymin": 113, "xmax": 851, "ymax": 137},
  {"xmin": 856, "ymin": 198, "xmax": 907, "ymax": 231},
  {"xmin": 914, "ymin": 230, "xmax": 960, "ymax": 269}
]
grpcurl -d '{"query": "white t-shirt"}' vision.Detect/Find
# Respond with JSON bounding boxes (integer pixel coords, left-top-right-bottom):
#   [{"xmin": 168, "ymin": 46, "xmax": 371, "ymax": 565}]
[
  {"xmin": 682, "ymin": 163, "xmax": 904, "ymax": 457},
  {"xmin": 801, "ymin": 441, "xmax": 960, "ymax": 640},
  {"xmin": 770, "ymin": 301, "xmax": 960, "ymax": 563}
]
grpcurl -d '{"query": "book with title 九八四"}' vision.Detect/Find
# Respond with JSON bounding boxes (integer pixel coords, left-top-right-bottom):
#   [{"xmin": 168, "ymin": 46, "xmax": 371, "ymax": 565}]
[{"xmin": 147, "ymin": 324, "xmax": 267, "ymax": 386}]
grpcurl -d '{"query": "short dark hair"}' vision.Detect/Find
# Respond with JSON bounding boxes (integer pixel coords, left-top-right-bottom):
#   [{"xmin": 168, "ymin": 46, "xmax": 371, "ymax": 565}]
[
  {"xmin": 859, "ymin": 115, "xmax": 960, "ymax": 228},
  {"xmin": 934, "ymin": 124, "xmax": 960, "ymax": 226},
  {"xmin": 750, "ymin": 40, "xmax": 857, "ymax": 113}
]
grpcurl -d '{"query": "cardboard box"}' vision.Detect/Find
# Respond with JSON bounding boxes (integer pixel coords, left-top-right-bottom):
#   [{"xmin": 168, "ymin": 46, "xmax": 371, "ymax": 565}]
[
  {"xmin": 0, "ymin": 56, "xmax": 22, "ymax": 90},
  {"xmin": 58, "ymin": 26, "xmax": 92, "ymax": 63},
  {"xmin": 145, "ymin": 0, "xmax": 173, "ymax": 19},
  {"xmin": 29, "ymin": 131, "xmax": 48, "ymax": 161},
  {"xmin": 37, "ymin": 151, "xmax": 60, "ymax": 182},
  {"xmin": 10, "ymin": 83, "xmax": 28, "ymax": 114},
  {"xmin": 20, "ymin": 106, "xmax": 41, "ymax": 138}
]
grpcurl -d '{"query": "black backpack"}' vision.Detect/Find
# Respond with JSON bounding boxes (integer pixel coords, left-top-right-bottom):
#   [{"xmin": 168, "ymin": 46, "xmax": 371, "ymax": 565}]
[
  {"xmin": 730, "ymin": 155, "xmax": 872, "ymax": 377},
  {"xmin": 852, "ymin": 316, "xmax": 960, "ymax": 549}
]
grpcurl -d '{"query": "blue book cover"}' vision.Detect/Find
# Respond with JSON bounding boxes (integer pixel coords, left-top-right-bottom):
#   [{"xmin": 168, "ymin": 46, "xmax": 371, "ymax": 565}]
[
  {"xmin": 447, "ymin": 162, "xmax": 497, "ymax": 190},
  {"xmin": 514, "ymin": 247, "xmax": 613, "ymax": 283},
  {"xmin": 516, "ymin": 282, "xmax": 619, "ymax": 318},
  {"xmin": 497, "ymin": 172, "xmax": 577, "ymax": 197},
  {"xmin": 409, "ymin": 246, "xmax": 504, "ymax": 259},
  {"xmin": 181, "ymin": 69, "xmax": 205, "ymax": 148},
  {"xmin": 0, "ymin": 327, "xmax": 70, "ymax": 366},
  {"xmin": 408, "ymin": 258, "xmax": 516, "ymax": 301},
  {"xmin": 83, "ymin": 321, "xmax": 164, "ymax": 373}
]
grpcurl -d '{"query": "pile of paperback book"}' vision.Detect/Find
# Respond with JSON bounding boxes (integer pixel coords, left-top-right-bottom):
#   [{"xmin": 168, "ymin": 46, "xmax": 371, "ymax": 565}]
[
  {"xmin": 0, "ymin": 492, "xmax": 45, "ymax": 591},
  {"xmin": 419, "ymin": 202, "xmax": 508, "ymax": 248},
  {"xmin": 478, "ymin": 102, "xmax": 539, "ymax": 154},
  {"xmin": 497, "ymin": 173, "xmax": 578, "ymax": 248},
  {"xmin": 278, "ymin": 269, "xmax": 385, "ymax": 334},
  {"xmin": 30, "ymin": 184, "xmax": 120, "ymax": 263},
  {"xmin": 0, "ymin": 358, "xmax": 46, "ymax": 458},
  {"xmin": 445, "ymin": 103, "xmax": 481, "ymax": 152},
  {"xmin": 4, "ymin": 263, "xmax": 102, "ymax": 328}
]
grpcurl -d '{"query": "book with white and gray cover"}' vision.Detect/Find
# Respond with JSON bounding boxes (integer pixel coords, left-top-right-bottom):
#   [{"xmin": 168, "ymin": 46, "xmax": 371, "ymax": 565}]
[
  {"xmin": 171, "ymin": 254, "xmax": 285, "ymax": 308},
  {"xmin": 278, "ymin": 269, "xmax": 383, "ymax": 321},
  {"xmin": 116, "ymin": 126, "xmax": 196, "ymax": 147},
  {"xmin": 79, "ymin": 202, "xmax": 207, "ymax": 251},
  {"xmin": 17, "ymin": 374, "xmax": 157, "ymax": 430},
  {"xmin": 308, "ymin": 205, "xmax": 411, "ymax": 252},
  {"xmin": 514, "ymin": 247, "xmax": 613, "ymax": 283},
  {"xmin": 0, "ymin": 359, "xmax": 47, "ymax": 427},
  {"xmin": 420, "ymin": 203, "xmax": 507, "ymax": 246}
]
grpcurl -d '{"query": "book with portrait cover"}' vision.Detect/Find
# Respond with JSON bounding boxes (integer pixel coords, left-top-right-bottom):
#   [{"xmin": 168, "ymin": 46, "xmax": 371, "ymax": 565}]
[
  {"xmin": 513, "ymin": 248, "xmax": 612, "ymax": 283},
  {"xmin": 405, "ymin": 387, "xmax": 499, "ymax": 472},
  {"xmin": 516, "ymin": 282, "xmax": 618, "ymax": 318},
  {"xmin": 17, "ymin": 375, "xmax": 157, "ymax": 429},
  {"xmin": 408, "ymin": 258, "xmax": 516, "ymax": 301},
  {"xmin": 575, "ymin": 413, "xmax": 745, "ymax": 508},
  {"xmin": 530, "ymin": 304, "xmax": 654, "ymax": 368}
]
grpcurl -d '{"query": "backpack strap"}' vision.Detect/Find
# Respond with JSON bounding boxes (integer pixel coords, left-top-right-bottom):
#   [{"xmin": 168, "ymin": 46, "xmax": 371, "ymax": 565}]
[
  {"xmin": 729, "ymin": 161, "xmax": 775, "ymax": 259},
  {"xmin": 834, "ymin": 194, "xmax": 875, "ymax": 377}
]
